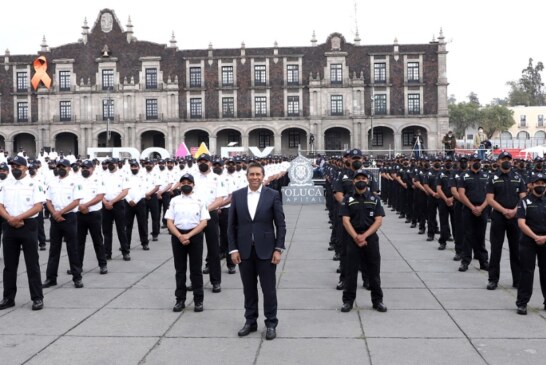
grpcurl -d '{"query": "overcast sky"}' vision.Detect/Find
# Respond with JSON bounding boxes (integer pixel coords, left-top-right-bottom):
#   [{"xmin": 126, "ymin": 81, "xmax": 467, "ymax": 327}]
[{"xmin": 1, "ymin": 0, "xmax": 544, "ymax": 105}]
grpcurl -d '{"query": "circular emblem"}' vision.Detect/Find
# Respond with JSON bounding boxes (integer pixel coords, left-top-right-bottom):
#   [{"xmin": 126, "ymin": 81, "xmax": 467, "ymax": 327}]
[{"xmin": 287, "ymin": 155, "xmax": 313, "ymax": 187}]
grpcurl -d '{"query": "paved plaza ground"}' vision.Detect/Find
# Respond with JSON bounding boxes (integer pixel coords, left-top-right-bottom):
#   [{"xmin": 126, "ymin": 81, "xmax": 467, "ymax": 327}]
[{"xmin": 1, "ymin": 204, "xmax": 546, "ymax": 364}]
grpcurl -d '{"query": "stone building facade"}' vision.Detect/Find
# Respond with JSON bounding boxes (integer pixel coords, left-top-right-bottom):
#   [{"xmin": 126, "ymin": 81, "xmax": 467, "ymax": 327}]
[{"xmin": 0, "ymin": 9, "xmax": 449, "ymax": 158}]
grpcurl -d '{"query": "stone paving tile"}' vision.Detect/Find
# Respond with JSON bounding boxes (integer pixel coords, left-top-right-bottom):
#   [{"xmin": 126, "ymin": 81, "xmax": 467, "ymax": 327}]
[
  {"xmin": 166, "ymin": 309, "xmax": 244, "ymax": 338},
  {"xmin": 43, "ymin": 288, "xmax": 124, "ymax": 309},
  {"xmin": 381, "ymin": 288, "xmax": 443, "ymax": 310},
  {"xmin": 0, "ymin": 308, "xmax": 95, "ymax": 336},
  {"xmin": 275, "ymin": 309, "xmax": 362, "ymax": 338},
  {"xmin": 472, "ymin": 339, "xmax": 546, "ymax": 365},
  {"xmin": 431, "ymin": 288, "xmax": 517, "ymax": 310},
  {"xmin": 0, "ymin": 335, "xmax": 56, "ymax": 364}
]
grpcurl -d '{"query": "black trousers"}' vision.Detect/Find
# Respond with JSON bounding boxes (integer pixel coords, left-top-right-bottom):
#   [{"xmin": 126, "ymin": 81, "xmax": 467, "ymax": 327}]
[
  {"xmin": 218, "ymin": 207, "xmax": 235, "ymax": 269},
  {"xmin": 415, "ymin": 189, "xmax": 427, "ymax": 230},
  {"xmin": 488, "ymin": 211, "xmax": 521, "ymax": 284},
  {"xmin": 426, "ymin": 196, "xmax": 439, "ymax": 237},
  {"xmin": 204, "ymin": 210, "xmax": 221, "ymax": 285},
  {"xmin": 516, "ymin": 236, "xmax": 546, "ymax": 307},
  {"xmin": 125, "ymin": 199, "xmax": 148, "ymax": 247},
  {"xmin": 239, "ymin": 246, "xmax": 278, "ymax": 328},
  {"xmin": 102, "ymin": 201, "xmax": 130, "ymax": 256},
  {"xmin": 46, "ymin": 213, "xmax": 82, "ymax": 281},
  {"xmin": 2, "ymin": 219, "xmax": 43, "ymax": 301},
  {"xmin": 407, "ymin": 187, "xmax": 416, "ymax": 223},
  {"xmin": 343, "ymin": 235, "xmax": 383, "ymax": 305},
  {"xmin": 438, "ymin": 200, "xmax": 454, "ymax": 244},
  {"xmin": 453, "ymin": 201, "xmax": 464, "ymax": 254},
  {"xmin": 77, "ymin": 210, "xmax": 107, "ymax": 268},
  {"xmin": 160, "ymin": 192, "xmax": 171, "ymax": 225},
  {"xmin": 146, "ymin": 195, "xmax": 160, "ymax": 238},
  {"xmin": 37, "ymin": 209, "xmax": 46, "ymax": 247},
  {"xmin": 172, "ymin": 230, "xmax": 204, "ymax": 302},
  {"xmin": 461, "ymin": 207, "xmax": 488, "ymax": 265}
]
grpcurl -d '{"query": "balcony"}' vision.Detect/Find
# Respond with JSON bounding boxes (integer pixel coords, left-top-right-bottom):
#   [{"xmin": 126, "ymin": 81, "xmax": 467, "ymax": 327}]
[
  {"xmin": 96, "ymin": 114, "xmax": 120, "ymax": 122},
  {"xmin": 53, "ymin": 115, "xmax": 78, "ymax": 122}
]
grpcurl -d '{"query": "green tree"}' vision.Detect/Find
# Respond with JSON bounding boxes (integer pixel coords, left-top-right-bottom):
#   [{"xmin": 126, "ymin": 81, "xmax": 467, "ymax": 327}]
[
  {"xmin": 468, "ymin": 92, "xmax": 480, "ymax": 106},
  {"xmin": 480, "ymin": 105, "xmax": 514, "ymax": 139},
  {"xmin": 507, "ymin": 58, "xmax": 545, "ymax": 106},
  {"xmin": 448, "ymin": 101, "xmax": 481, "ymax": 138}
]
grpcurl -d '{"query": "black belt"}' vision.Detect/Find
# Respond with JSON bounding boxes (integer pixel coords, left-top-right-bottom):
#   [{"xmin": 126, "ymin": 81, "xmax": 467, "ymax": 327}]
[{"xmin": 177, "ymin": 228, "xmax": 196, "ymax": 234}]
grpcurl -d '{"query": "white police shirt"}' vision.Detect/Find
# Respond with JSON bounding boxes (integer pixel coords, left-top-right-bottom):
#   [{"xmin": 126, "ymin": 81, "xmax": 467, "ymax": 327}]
[
  {"xmin": 125, "ymin": 172, "xmax": 146, "ymax": 203},
  {"xmin": 193, "ymin": 171, "xmax": 227, "ymax": 208},
  {"xmin": 78, "ymin": 173, "xmax": 106, "ymax": 212},
  {"xmin": 0, "ymin": 174, "xmax": 45, "ymax": 218},
  {"xmin": 102, "ymin": 169, "xmax": 130, "ymax": 201},
  {"xmin": 164, "ymin": 193, "xmax": 210, "ymax": 230},
  {"xmin": 46, "ymin": 174, "xmax": 84, "ymax": 213}
]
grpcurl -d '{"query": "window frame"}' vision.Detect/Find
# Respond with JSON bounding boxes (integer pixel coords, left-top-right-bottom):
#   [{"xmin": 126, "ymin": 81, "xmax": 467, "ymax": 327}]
[
  {"xmin": 59, "ymin": 70, "xmax": 71, "ymax": 91},
  {"xmin": 287, "ymin": 64, "xmax": 299, "ymax": 85},
  {"xmin": 407, "ymin": 62, "xmax": 420, "ymax": 83},
  {"xmin": 102, "ymin": 99, "xmax": 114, "ymax": 121},
  {"xmin": 288, "ymin": 130, "xmax": 301, "ymax": 148},
  {"xmin": 407, "ymin": 94, "xmax": 421, "ymax": 115},
  {"xmin": 102, "ymin": 69, "xmax": 114, "ymax": 90},
  {"xmin": 145, "ymin": 68, "xmax": 158, "ymax": 89},
  {"xmin": 146, "ymin": 99, "xmax": 158, "ymax": 120},
  {"xmin": 16, "ymin": 72, "xmax": 28, "ymax": 92},
  {"xmin": 222, "ymin": 66, "xmax": 234, "ymax": 87},
  {"xmin": 374, "ymin": 94, "xmax": 387, "ymax": 115},
  {"xmin": 330, "ymin": 64, "xmax": 342, "ymax": 85},
  {"xmin": 254, "ymin": 64, "xmax": 267, "ymax": 86},
  {"xmin": 17, "ymin": 102, "xmax": 29, "ymax": 122},
  {"xmin": 287, "ymin": 95, "xmax": 300, "ymax": 116},
  {"xmin": 190, "ymin": 67, "xmax": 202, "ymax": 88},
  {"xmin": 254, "ymin": 96, "xmax": 267, "ymax": 117},
  {"xmin": 222, "ymin": 97, "xmax": 235, "ymax": 118},
  {"xmin": 59, "ymin": 101, "xmax": 71, "ymax": 121},
  {"xmin": 374, "ymin": 63, "xmax": 387, "ymax": 83},
  {"xmin": 258, "ymin": 130, "xmax": 272, "ymax": 148},
  {"xmin": 190, "ymin": 98, "xmax": 203, "ymax": 119},
  {"xmin": 330, "ymin": 95, "xmax": 344, "ymax": 116}
]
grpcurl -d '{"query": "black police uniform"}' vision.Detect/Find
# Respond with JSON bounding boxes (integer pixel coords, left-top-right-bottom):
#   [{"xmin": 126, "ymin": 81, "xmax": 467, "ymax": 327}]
[{"xmin": 437, "ymin": 168, "xmax": 455, "ymax": 247}]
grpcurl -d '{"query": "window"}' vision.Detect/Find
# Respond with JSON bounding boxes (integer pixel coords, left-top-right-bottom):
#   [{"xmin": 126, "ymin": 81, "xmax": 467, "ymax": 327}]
[
  {"xmin": 59, "ymin": 101, "xmax": 71, "ymax": 121},
  {"xmin": 227, "ymin": 132, "xmax": 240, "ymax": 145},
  {"xmin": 407, "ymin": 62, "xmax": 420, "ymax": 82},
  {"xmin": 407, "ymin": 94, "xmax": 420, "ymax": 114},
  {"xmin": 288, "ymin": 130, "xmax": 300, "ymax": 148},
  {"xmin": 222, "ymin": 97, "xmax": 235, "ymax": 117},
  {"xmin": 330, "ymin": 64, "xmax": 342, "ymax": 84},
  {"xmin": 190, "ymin": 98, "xmax": 202, "ymax": 118},
  {"xmin": 287, "ymin": 96, "xmax": 299, "ymax": 116},
  {"xmin": 287, "ymin": 64, "xmax": 299, "ymax": 85},
  {"xmin": 330, "ymin": 95, "xmax": 343, "ymax": 116},
  {"xmin": 402, "ymin": 130, "xmax": 415, "ymax": 146},
  {"xmin": 190, "ymin": 67, "xmax": 202, "ymax": 88},
  {"xmin": 372, "ymin": 129, "xmax": 383, "ymax": 147},
  {"xmin": 517, "ymin": 131, "xmax": 529, "ymax": 140},
  {"xmin": 520, "ymin": 115, "xmax": 527, "ymax": 127},
  {"xmin": 222, "ymin": 66, "xmax": 234, "ymax": 86},
  {"xmin": 254, "ymin": 65, "xmax": 266, "ymax": 86},
  {"xmin": 538, "ymin": 114, "xmax": 544, "ymax": 127},
  {"xmin": 145, "ymin": 68, "xmax": 157, "ymax": 89},
  {"xmin": 255, "ymin": 96, "xmax": 267, "ymax": 117},
  {"xmin": 16, "ymin": 72, "xmax": 28, "ymax": 92},
  {"xmin": 374, "ymin": 94, "xmax": 387, "ymax": 115},
  {"xmin": 17, "ymin": 102, "xmax": 28, "ymax": 122},
  {"xmin": 374, "ymin": 63, "xmax": 386, "ymax": 83},
  {"xmin": 59, "ymin": 71, "xmax": 71, "ymax": 91},
  {"xmin": 102, "ymin": 99, "xmax": 114, "ymax": 120},
  {"xmin": 258, "ymin": 131, "xmax": 272, "ymax": 148},
  {"xmin": 146, "ymin": 99, "xmax": 158, "ymax": 120},
  {"xmin": 102, "ymin": 69, "xmax": 114, "ymax": 90}
]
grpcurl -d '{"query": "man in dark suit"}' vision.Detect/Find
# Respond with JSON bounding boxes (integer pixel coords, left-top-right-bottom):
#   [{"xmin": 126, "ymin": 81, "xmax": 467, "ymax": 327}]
[{"xmin": 228, "ymin": 162, "xmax": 286, "ymax": 341}]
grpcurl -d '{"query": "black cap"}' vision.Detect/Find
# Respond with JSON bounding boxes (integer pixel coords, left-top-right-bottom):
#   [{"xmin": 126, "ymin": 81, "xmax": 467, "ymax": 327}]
[
  {"xmin": 354, "ymin": 169, "xmax": 371, "ymax": 178},
  {"xmin": 458, "ymin": 155, "xmax": 469, "ymax": 162},
  {"xmin": 197, "ymin": 153, "xmax": 211, "ymax": 162},
  {"xmin": 109, "ymin": 158, "xmax": 120, "ymax": 164},
  {"xmin": 129, "ymin": 159, "xmax": 139, "ymax": 166},
  {"xmin": 469, "ymin": 153, "xmax": 481, "ymax": 161},
  {"xmin": 497, "ymin": 151, "xmax": 512, "ymax": 160},
  {"xmin": 81, "ymin": 160, "xmax": 94, "ymax": 169},
  {"xmin": 529, "ymin": 173, "xmax": 546, "ymax": 183},
  {"xmin": 179, "ymin": 173, "xmax": 194, "ymax": 183},
  {"xmin": 56, "ymin": 159, "xmax": 71, "ymax": 167},
  {"xmin": 213, "ymin": 159, "xmax": 224, "ymax": 166},
  {"xmin": 0, "ymin": 162, "xmax": 9, "ymax": 170},
  {"xmin": 9, "ymin": 155, "xmax": 27, "ymax": 167},
  {"xmin": 349, "ymin": 149, "xmax": 362, "ymax": 158}
]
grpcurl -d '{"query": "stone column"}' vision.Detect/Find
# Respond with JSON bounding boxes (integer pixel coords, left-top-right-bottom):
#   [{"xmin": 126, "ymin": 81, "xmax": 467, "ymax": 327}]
[
  {"xmin": 273, "ymin": 133, "xmax": 282, "ymax": 155},
  {"xmin": 241, "ymin": 134, "xmax": 250, "ymax": 149},
  {"xmin": 394, "ymin": 131, "xmax": 402, "ymax": 154},
  {"xmin": 209, "ymin": 136, "xmax": 217, "ymax": 155}
]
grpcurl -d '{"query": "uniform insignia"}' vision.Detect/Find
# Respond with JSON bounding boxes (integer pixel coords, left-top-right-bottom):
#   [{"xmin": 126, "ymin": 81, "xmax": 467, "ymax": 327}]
[
  {"xmin": 29, "ymin": 183, "xmax": 34, "ymax": 187},
  {"xmin": 493, "ymin": 175, "xmax": 498, "ymax": 180},
  {"xmin": 464, "ymin": 173, "xmax": 469, "ymax": 178},
  {"xmin": 70, "ymin": 183, "xmax": 74, "ymax": 186},
  {"xmin": 26, "ymin": 197, "xmax": 30, "ymax": 202},
  {"xmin": 348, "ymin": 197, "xmax": 355, "ymax": 203},
  {"xmin": 370, "ymin": 196, "xmax": 375, "ymax": 201},
  {"xmin": 526, "ymin": 199, "xmax": 532, "ymax": 204},
  {"xmin": 38, "ymin": 186, "xmax": 43, "ymax": 192}
]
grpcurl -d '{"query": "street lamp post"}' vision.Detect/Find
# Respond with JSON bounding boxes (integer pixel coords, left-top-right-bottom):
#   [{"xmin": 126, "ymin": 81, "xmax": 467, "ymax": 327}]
[{"xmin": 369, "ymin": 96, "xmax": 375, "ymax": 153}]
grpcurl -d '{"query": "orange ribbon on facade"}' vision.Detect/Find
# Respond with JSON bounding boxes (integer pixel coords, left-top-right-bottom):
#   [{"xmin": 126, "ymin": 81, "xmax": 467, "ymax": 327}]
[{"xmin": 31, "ymin": 56, "xmax": 52, "ymax": 90}]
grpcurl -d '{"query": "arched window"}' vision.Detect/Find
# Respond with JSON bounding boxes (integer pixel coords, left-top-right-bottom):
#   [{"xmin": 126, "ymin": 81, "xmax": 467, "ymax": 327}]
[{"xmin": 517, "ymin": 131, "xmax": 530, "ymax": 140}]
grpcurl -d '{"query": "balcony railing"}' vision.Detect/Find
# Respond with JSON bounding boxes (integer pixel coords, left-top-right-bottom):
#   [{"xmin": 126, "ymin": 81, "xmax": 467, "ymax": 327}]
[
  {"xmin": 96, "ymin": 114, "xmax": 120, "ymax": 122},
  {"xmin": 53, "ymin": 115, "xmax": 78, "ymax": 122}
]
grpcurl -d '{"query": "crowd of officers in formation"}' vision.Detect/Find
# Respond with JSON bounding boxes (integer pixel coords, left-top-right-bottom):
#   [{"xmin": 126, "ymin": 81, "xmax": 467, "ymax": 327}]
[
  {"xmin": 323, "ymin": 149, "xmax": 546, "ymax": 315},
  {"xmin": 0, "ymin": 150, "xmax": 290, "ymax": 312}
]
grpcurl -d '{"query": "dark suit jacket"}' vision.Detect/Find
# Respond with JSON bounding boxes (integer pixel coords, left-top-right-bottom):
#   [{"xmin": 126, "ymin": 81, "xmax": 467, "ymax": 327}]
[{"xmin": 227, "ymin": 186, "xmax": 286, "ymax": 260}]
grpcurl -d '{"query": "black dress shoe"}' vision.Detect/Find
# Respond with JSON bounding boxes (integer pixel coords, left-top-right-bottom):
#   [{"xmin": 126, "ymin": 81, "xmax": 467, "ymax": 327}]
[
  {"xmin": 265, "ymin": 327, "xmax": 276, "ymax": 340},
  {"xmin": 202, "ymin": 266, "xmax": 210, "ymax": 274},
  {"xmin": 513, "ymin": 282, "xmax": 519, "ymax": 289},
  {"xmin": 447, "ymin": 236, "xmax": 454, "ymax": 242},
  {"xmin": 173, "ymin": 301, "xmax": 185, "ymax": 312},
  {"xmin": 373, "ymin": 302, "xmax": 388, "ymax": 312},
  {"xmin": 426, "ymin": 236, "xmax": 434, "ymax": 242},
  {"xmin": 453, "ymin": 254, "xmax": 462, "ymax": 261},
  {"xmin": 212, "ymin": 284, "xmax": 221, "ymax": 293},
  {"xmin": 333, "ymin": 253, "xmax": 341, "ymax": 261},
  {"xmin": 228, "ymin": 267, "xmax": 236, "ymax": 274},
  {"xmin": 238, "ymin": 323, "xmax": 258, "ymax": 337},
  {"xmin": 194, "ymin": 302, "xmax": 204, "ymax": 312},
  {"xmin": 100, "ymin": 267, "xmax": 108, "ymax": 275},
  {"xmin": 0, "ymin": 298, "xmax": 15, "ymax": 310},
  {"xmin": 327, "ymin": 244, "xmax": 335, "ymax": 251},
  {"xmin": 486, "ymin": 281, "xmax": 497, "ymax": 290},
  {"xmin": 458, "ymin": 263, "xmax": 468, "ymax": 272},
  {"xmin": 336, "ymin": 281, "xmax": 345, "ymax": 290},
  {"xmin": 142, "ymin": 244, "xmax": 150, "ymax": 251},
  {"xmin": 186, "ymin": 285, "xmax": 193, "ymax": 291},
  {"xmin": 340, "ymin": 302, "xmax": 353, "ymax": 312},
  {"xmin": 517, "ymin": 305, "xmax": 527, "ymax": 315},
  {"xmin": 74, "ymin": 279, "xmax": 84, "ymax": 288},
  {"xmin": 435, "ymin": 229, "xmax": 441, "ymax": 235},
  {"xmin": 152, "ymin": 236, "xmax": 158, "ymax": 242},
  {"xmin": 336, "ymin": 265, "xmax": 341, "ymax": 274},
  {"xmin": 32, "ymin": 299, "xmax": 44, "ymax": 311},
  {"xmin": 42, "ymin": 279, "xmax": 57, "ymax": 288},
  {"xmin": 123, "ymin": 253, "xmax": 131, "ymax": 261},
  {"xmin": 480, "ymin": 262, "xmax": 489, "ymax": 271},
  {"xmin": 438, "ymin": 243, "xmax": 446, "ymax": 250},
  {"xmin": 418, "ymin": 229, "xmax": 425, "ymax": 235},
  {"xmin": 39, "ymin": 245, "xmax": 46, "ymax": 251},
  {"xmin": 106, "ymin": 254, "xmax": 112, "ymax": 260},
  {"xmin": 410, "ymin": 223, "xmax": 417, "ymax": 228},
  {"xmin": 66, "ymin": 269, "xmax": 72, "ymax": 275}
]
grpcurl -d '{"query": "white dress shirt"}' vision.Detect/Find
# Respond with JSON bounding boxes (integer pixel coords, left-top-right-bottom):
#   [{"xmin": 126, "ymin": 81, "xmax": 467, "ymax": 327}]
[
  {"xmin": 0, "ymin": 174, "xmax": 45, "ymax": 217},
  {"xmin": 164, "ymin": 193, "xmax": 210, "ymax": 230},
  {"xmin": 247, "ymin": 186, "xmax": 262, "ymax": 220}
]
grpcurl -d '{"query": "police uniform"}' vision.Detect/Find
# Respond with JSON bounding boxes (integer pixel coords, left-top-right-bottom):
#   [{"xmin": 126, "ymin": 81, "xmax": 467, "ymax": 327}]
[
  {"xmin": 165, "ymin": 173, "xmax": 210, "ymax": 311},
  {"xmin": 339, "ymin": 169, "xmax": 386, "ymax": 312},
  {"xmin": 0, "ymin": 157, "xmax": 45, "ymax": 310},
  {"xmin": 125, "ymin": 161, "xmax": 150, "ymax": 250},
  {"xmin": 449, "ymin": 157, "xmax": 468, "ymax": 259},
  {"xmin": 436, "ymin": 159, "xmax": 455, "ymax": 249},
  {"xmin": 143, "ymin": 161, "xmax": 161, "ymax": 241},
  {"xmin": 515, "ymin": 173, "xmax": 546, "ymax": 314},
  {"xmin": 0, "ymin": 162, "xmax": 11, "ymax": 246}
]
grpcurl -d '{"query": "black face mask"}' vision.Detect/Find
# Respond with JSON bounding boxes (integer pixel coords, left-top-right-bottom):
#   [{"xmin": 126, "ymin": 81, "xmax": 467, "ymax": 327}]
[
  {"xmin": 12, "ymin": 169, "xmax": 23, "ymax": 180},
  {"xmin": 131, "ymin": 169, "xmax": 139, "ymax": 175},
  {"xmin": 351, "ymin": 161, "xmax": 362, "ymax": 170},
  {"xmin": 102, "ymin": 165, "xmax": 108, "ymax": 171},
  {"xmin": 179, "ymin": 164, "xmax": 185, "ymax": 170},
  {"xmin": 108, "ymin": 164, "xmax": 116, "ymax": 172},
  {"xmin": 236, "ymin": 165, "xmax": 242, "ymax": 172},
  {"xmin": 533, "ymin": 186, "xmax": 546, "ymax": 195},
  {"xmin": 159, "ymin": 166, "xmax": 165, "ymax": 171},
  {"xmin": 501, "ymin": 161, "xmax": 512, "ymax": 170},
  {"xmin": 433, "ymin": 163, "xmax": 441, "ymax": 169},
  {"xmin": 29, "ymin": 169, "xmax": 37, "ymax": 176},
  {"xmin": 181, "ymin": 185, "xmax": 193, "ymax": 194},
  {"xmin": 57, "ymin": 168, "xmax": 68, "ymax": 177},
  {"xmin": 213, "ymin": 167, "xmax": 222, "ymax": 175},
  {"xmin": 0, "ymin": 172, "xmax": 7, "ymax": 180},
  {"xmin": 354, "ymin": 181, "xmax": 367, "ymax": 190},
  {"xmin": 518, "ymin": 163, "xmax": 525, "ymax": 169},
  {"xmin": 167, "ymin": 165, "xmax": 174, "ymax": 171},
  {"xmin": 187, "ymin": 162, "xmax": 193, "ymax": 168},
  {"xmin": 424, "ymin": 163, "xmax": 430, "ymax": 169},
  {"xmin": 445, "ymin": 163, "xmax": 453, "ymax": 169},
  {"xmin": 145, "ymin": 166, "xmax": 153, "ymax": 172},
  {"xmin": 472, "ymin": 162, "xmax": 481, "ymax": 170},
  {"xmin": 72, "ymin": 166, "xmax": 79, "ymax": 173},
  {"xmin": 227, "ymin": 166, "xmax": 236, "ymax": 174},
  {"xmin": 460, "ymin": 162, "xmax": 468, "ymax": 170},
  {"xmin": 118, "ymin": 164, "xmax": 124, "ymax": 170},
  {"xmin": 81, "ymin": 170, "xmax": 91, "ymax": 178},
  {"xmin": 199, "ymin": 163, "xmax": 209, "ymax": 173},
  {"xmin": 536, "ymin": 164, "xmax": 543, "ymax": 170},
  {"xmin": 53, "ymin": 169, "xmax": 59, "ymax": 176},
  {"xmin": 242, "ymin": 166, "xmax": 247, "ymax": 171}
]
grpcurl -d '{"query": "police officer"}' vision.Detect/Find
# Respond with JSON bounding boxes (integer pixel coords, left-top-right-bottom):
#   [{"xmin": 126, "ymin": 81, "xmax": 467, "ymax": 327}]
[
  {"xmin": 158, "ymin": 159, "xmax": 175, "ymax": 228},
  {"xmin": 339, "ymin": 169, "xmax": 387, "ymax": 313},
  {"xmin": 125, "ymin": 160, "xmax": 149, "ymax": 250},
  {"xmin": 0, "ymin": 156, "xmax": 45, "ymax": 310},
  {"xmin": 77, "ymin": 160, "xmax": 108, "ymax": 274},
  {"xmin": 515, "ymin": 173, "xmax": 546, "ymax": 315},
  {"xmin": 457, "ymin": 153, "xmax": 489, "ymax": 272},
  {"xmin": 0, "ymin": 162, "xmax": 11, "ymax": 246},
  {"xmin": 166, "ymin": 173, "xmax": 210, "ymax": 312},
  {"xmin": 449, "ymin": 155, "xmax": 468, "ymax": 261},
  {"xmin": 143, "ymin": 160, "xmax": 161, "ymax": 242},
  {"xmin": 43, "ymin": 159, "xmax": 84, "ymax": 288},
  {"xmin": 485, "ymin": 151, "xmax": 526, "ymax": 290},
  {"xmin": 436, "ymin": 156, "xmax": 455, "ymax": 250}
]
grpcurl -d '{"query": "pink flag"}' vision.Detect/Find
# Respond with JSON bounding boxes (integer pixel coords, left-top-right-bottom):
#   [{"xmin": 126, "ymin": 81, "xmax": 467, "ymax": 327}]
[{"xmin": 175, "ymin": 142, "xmax": 190, "ymax": 157}]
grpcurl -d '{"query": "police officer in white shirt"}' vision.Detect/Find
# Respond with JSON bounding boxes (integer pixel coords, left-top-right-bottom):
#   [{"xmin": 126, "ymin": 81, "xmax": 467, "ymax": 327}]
[
  {"xmin": 143, "ymin": 160, "xmax": 161, "ymax": 242},
  {"xmin": 28, "ymin": 162, "xmax": 47, "ymax": 251},
  {"xmin": 166, "ymin": 173, "xmax": 210, "ymax": 312},
  {"xmin": 158, "ymin": 159, "xmax": 174, "ymax": 228},
  {"xmin": 125, "ymin": 160, "xmax": 149, "ymax": 250},
  {"xmin": 77, "ymin": 160, "xmax": 108, "ymax": 274},
  {"xmin": 0, "ymin": 162, "xmax": 11, "ymax": 246},
  {"xmin": 0, "ymin": 156, "xmax": 45, "ymax": 310},
  {"xmin": 43, "ymin": 159, "xmax": 84, "ymax": 289},
  {"xmin": 219, "ymin": 158, "xmax": 238, "ymax": 274}
]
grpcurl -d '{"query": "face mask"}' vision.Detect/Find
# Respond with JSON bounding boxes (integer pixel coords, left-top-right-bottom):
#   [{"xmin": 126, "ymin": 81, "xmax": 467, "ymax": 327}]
[
  {"xmin": 81, "ymin": 170, "xmax": 91, "ymax": 178},
  {"xmin": 187, "ymin": 161, "xmax": 193, "ymax": 168},
  {"xmin": 199, "ymin": 163, "xmax": 209, "ymax": 173},
  {"xmin": 448, "ymin": 133, "xmax": 452, "ymax": 137},
  {"xmin": 181, "ymin": 185, "xmax": 193, "ymax": 194},
  {"xmin": 179, "ymin": 164, "xmax": 185, "ymax": 170},
  {"xmin": 354, "ymin": 181, "xmax": 367, "ymax": 190},
  {"xmin": 242, "ymin": 166, "xmax": 247, "ymax": 171},
  {"xmin": 145, "ymin": 166, "xmax": 153, "ymax": 172},
  {"xmin": 433, "ymin": 163, "xmax": 441, "ymax": 169},
  {"xmin": 167, "ymin": 166, "xmax": 173, "ymax": 171},
  {"xmin": 118, "ymin": 164, "xmax": 124, "ymax": 169},
  {"xmin": 445, "ymin": 163, "xmax": 453, "ymax": 169},
  {"xmin": 53, "ymin": 169, "xmax": 59, "ymax": 176},
  {"xmin": 57, "ymin": 168, "xmax": 68, "ymax": 177},
  {"xmin": 536, "ymin": 164, "xmax": 543, "ymax": 170},
  {"xmin": 236, "ymin": 165, "xmax": 242, "ymax": 172},
  {"xmin": 102, "ymin": 165, "xmax": 108, "ymax": 171},
  {"xmin": 131, "ymin": 169, "xmax": 139, "ymax": 175},
  {"xmin": 227, "ymin": 166, "xmax": 236, "ymax": 174},
  {"xmin": 472, "ymin": 162, "xmax": 481, "ymax": 170},
  {"xmin": 159, "ymin": 166, "xmax": 165, "ymax": 171},
  {"xmin": 108, "ymin": 164, "xmax": 116, "ymax": 172},
  {"xmin": 213, "ymin": 167, "xmax": 222, "ymax": 175},
  {"xmin": 351, "ymin": 161, "xmax": 362, "ymax": 170},
  {"xmin": 29, "ymin": 169, "xmax": 37, "ymax": 176},
  {"xmin": 501, "ymin": 161, "xmax": 512, "ymax": 170},
  {"xmin": 533, "ymin": 186, "xmax": 546, "ymax": 195},
  {"xmin": 12, "ymin": 169, "xmax": 23, "ymax": 180},
  {"xmin": 0, "ymin": 172, "xmax": 7, "ymax": 180},
  {"xmin": 424, "ymin": 163, "xmax": 430, "ymax": 169}
]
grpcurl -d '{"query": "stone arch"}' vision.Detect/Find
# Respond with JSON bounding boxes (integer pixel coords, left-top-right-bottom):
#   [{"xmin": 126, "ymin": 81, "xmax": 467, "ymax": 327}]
[
  {"xmin": 281, "ymin": 127, "xmax": 308, "ymax": 154},
  {"xmin": 324, "ymin": 126, "xmax": 351, "ymax": 152},
  {"xmin": 248, "ymin": 127, "xmax": 275, "ymax": 149},
  {"xmin": 401, "ymin": 125, "xmax": 429, "ymax": 151},
  {"xmin": 367, "ymin": 125, "xmax": 395, "ymax": 153},
  {"xmin": 97, "ymin": 131, "xmax": 122, "ymax": 147},
  {"xmin": 55, "ymin": 132, "xmax": 79, "ymax": 157},
  {"xmin": 184, "ymin": 129, "xmax": 209, "ymax": 150},
  {"xmin": 216, "ymin": 128, "xmax": 242, "ymax": 148},
  {"xmin": 13, "ymin": 133, "xmax": 37, "ymax": 157},
  {"xmin": 140, "ymin": 130, "xmax": 166, "ymax": 150}
]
